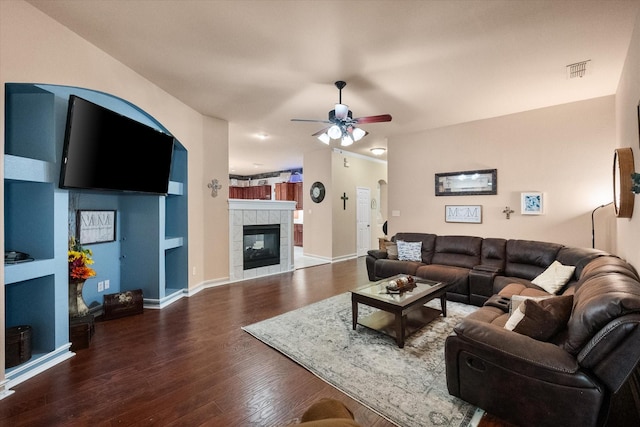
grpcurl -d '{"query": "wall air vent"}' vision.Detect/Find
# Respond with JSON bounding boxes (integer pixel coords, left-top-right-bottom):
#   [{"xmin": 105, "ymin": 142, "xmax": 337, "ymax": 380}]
[{"xmin": 567, "ymin": 60, "xmax": 591, "ymax": 79}]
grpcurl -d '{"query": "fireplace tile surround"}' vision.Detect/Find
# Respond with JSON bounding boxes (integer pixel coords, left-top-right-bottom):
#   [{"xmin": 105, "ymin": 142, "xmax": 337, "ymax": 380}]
[{"xmin": 228, "ymin": 199, "xmax": 296, "ymax": 281}]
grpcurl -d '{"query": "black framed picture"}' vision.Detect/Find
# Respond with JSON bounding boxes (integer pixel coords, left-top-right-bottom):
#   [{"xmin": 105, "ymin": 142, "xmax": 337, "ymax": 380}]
[
  {"xmin": 435, "ymin": 169, "xmax": 497, "ymax": 196},
  {"xmin": 77, "ymin": 210, "xmax": 117, "ymax": 244}
]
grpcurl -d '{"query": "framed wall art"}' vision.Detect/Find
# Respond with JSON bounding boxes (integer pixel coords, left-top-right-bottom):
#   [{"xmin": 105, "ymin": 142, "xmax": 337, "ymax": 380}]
[
  {"xmin": 77, "ymin": 210, "xmax": 117, "ymax": 244},
  {"xmin": 445, "ymin": 205, "xmax": 483, "ymax": 223},
  {"xmin": 521, "ymin": 192, "xmax": 544, "ymax": 215},
  {"xmin": 435, "ymin": 169, "xmax": 497, "ymax": 196}
]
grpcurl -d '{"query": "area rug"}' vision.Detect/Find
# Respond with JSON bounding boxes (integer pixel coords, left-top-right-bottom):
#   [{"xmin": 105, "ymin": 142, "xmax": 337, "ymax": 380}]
[{"xmin": 242, "ymin": 293, "xmax": 479, "ymax": 427}]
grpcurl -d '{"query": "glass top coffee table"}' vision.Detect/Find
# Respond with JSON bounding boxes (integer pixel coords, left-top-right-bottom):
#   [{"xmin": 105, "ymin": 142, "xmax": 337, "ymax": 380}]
[{"xmin": 351, "ymin": 275, "xmax": 450, "ymax": 348}]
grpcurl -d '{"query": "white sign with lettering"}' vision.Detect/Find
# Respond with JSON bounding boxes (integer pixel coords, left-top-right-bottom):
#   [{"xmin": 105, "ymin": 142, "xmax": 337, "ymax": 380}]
[
  {"xmin": 445, "ymin": 205, "xmax": 482, "ymax": 224},
  {"xmin": 78, "ymin": 210, "xmax": 117, "ymax": 244}
]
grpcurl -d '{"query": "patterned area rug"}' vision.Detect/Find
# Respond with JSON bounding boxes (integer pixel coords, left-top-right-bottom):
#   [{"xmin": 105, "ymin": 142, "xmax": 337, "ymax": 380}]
[{"xmin": 242, "ymin": 293, "xmax": 479, "ymax": 427}]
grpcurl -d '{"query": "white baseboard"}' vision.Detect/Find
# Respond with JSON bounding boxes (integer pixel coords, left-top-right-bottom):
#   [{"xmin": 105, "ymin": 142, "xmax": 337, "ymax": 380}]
[{"xmin": 5, "ymin": 344, "xmax": 74, "ymax": 390}]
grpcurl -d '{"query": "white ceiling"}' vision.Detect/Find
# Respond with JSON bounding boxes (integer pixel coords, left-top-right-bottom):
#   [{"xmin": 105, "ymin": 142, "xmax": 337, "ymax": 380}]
[{"xmin": 27, "ymin": 0, "xmax": 640, "ymax": 176}]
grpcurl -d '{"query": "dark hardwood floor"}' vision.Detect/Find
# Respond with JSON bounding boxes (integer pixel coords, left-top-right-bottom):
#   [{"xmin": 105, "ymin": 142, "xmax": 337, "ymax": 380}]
[{"xmin": 0, "ymin": 257, "xmax": 504, "ymax": 426}]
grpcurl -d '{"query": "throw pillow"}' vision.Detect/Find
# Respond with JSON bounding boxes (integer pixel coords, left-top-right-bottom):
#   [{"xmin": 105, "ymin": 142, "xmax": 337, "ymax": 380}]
[
  {"xmin": 396, "ymin": 240, "xmax": 422, "ymax": 262},
  {"xmin": 384, "ymin": 242, "xmax": 398, "ymax": 260},
  {"xmin": 505, "ymin": 295, "xmax": 573, "ymax": 341},
  {"xmin": 531, "ymin": 261, "xmax": 576, "ymax": 294},
  {"xmin": 510, "ymin": 294, "xmax": 552, "ymax": 314}
]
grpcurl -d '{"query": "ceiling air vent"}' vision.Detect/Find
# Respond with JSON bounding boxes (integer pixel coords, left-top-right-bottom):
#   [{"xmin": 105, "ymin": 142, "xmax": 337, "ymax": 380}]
[{"xmin": 567, "ymin": 60, "xmax": 591, "ymax": 79}]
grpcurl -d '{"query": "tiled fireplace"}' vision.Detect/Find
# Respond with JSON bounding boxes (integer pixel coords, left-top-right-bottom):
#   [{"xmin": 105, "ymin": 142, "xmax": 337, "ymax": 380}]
[
  {"xmin": 243, "ymin": 224, "xmax": 281, "ymax": 270},
  {"xmin": 228, "ymin": 199, "xmax": 296, "ymax": 281}
]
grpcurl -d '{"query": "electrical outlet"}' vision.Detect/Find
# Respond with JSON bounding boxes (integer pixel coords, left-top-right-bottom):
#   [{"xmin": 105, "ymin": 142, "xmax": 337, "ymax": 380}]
[
  {"xmin": 104, "ymin": 279, "xmax": 110, "ymax": 290},
  {"xmin": 192, "ymin": 266, "xmax": 196, "ymax": 276},
  {"xmin": 98, "ymin": 281, "xmax": 104, "ymax": 292}
]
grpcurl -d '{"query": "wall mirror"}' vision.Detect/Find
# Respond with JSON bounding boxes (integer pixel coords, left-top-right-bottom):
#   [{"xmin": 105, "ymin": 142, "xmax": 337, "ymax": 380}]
[
  {"xmin": 613, "ymin": 148, "xmax": 634, "ymax": 218},
  {"xmin": 435, "ymin": 169, "xmax": 497, "ymax": 196}
]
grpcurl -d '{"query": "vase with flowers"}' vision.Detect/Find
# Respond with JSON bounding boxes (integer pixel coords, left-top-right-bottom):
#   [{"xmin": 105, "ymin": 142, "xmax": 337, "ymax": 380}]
[{"xmin": 68, "ymin": 236, "xmax": 96, "ymax": 317}]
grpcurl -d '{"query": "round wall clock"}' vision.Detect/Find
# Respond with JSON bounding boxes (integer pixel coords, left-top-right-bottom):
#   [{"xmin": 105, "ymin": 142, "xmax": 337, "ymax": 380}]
[
  {"xmin": 310, "ymin": 181, "xmax": 325, "ymax": 203},
  {"xmin": 613, "ymin": 147, "xmax": 635, "ymax": 218}
]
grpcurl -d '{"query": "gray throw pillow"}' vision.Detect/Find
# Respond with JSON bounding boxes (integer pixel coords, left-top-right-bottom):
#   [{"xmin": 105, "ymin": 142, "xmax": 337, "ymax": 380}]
[{"xmin": 396, "ymin": 240, "xmax": 422, "ymax": 262}]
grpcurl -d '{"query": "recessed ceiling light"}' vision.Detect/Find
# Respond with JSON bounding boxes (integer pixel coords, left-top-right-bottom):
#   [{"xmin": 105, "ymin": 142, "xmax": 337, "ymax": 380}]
[
  {"xmin": 370, "ymin": 148, "xmax": 386, "ymax": 156},
  {"xmin": 257, "ymin": 133, "xmax": 268, "ymax": 140}
]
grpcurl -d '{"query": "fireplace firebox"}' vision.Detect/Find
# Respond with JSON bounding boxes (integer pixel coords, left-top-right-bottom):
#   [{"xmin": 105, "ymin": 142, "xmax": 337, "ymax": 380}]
[{"xmin": 243, "ymin": 224, "xmax": 281, "ymax": 270}]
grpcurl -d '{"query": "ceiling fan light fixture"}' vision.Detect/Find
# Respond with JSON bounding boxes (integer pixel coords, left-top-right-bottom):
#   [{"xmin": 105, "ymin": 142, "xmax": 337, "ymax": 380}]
[
  {"xmin": 328, "ymin": 125, "xmax": 342, "ymax": 139},
  {"xmin": 317, "ymin": 133, "xmax": 330, "ymax": 144},
  {"xmin": 352, "ymin": 127, "xmax": 366, "ymax": 141},
  {"xmin": 334, "ymin": 103, "xmax": 349, "ymax": 120},
  {"xmin": 370, "ymin": 147, "xmax": 386, "ymax": 155},
  {"xmin": 292, "ymin": 80, "xmax": 391, "ymax": 146},
  {"xmin": 341, "ymin": 135, "xmax": 354, "ymax": 146}
]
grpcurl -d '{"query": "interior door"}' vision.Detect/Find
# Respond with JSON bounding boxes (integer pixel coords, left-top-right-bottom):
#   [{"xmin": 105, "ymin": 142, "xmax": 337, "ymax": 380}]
[{"xmin": 356, "ymin": 187, "xmax": 371, "ymax": 256}]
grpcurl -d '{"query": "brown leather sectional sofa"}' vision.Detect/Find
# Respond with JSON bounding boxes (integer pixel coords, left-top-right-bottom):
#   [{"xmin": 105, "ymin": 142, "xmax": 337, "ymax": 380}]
[
  {"xmin": 366, "ymin": 233, "xmax": 608, "ymax": 306},
  {"xmin": 366, "ymin": 232, "xmax": 640, "ymax": 427}
]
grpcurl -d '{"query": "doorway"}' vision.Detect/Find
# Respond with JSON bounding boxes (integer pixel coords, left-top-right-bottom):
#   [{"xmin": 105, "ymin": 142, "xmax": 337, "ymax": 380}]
[{"xmin": 356, "ymin": 187, "xmax": 371, "ymax": 256}]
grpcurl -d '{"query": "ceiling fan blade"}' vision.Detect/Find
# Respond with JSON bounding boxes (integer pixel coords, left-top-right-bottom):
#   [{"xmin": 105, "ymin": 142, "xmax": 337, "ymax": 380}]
[
  {"xmin": 353, "ymin": 114, "xmax": 392, "ymax": 124},
  {"xmin": 311, "ymin": 126, "xmax": 331, "ymax": 137},
  {"xmin": 291, "ymin": 118, "xmax": 331, "ymax": 123}
]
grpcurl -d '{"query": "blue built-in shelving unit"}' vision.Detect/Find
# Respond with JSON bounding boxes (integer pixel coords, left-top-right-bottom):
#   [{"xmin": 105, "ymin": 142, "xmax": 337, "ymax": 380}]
[{"xmin": 3, "ymin": 83, "xmax": 188, "ymax": 390}]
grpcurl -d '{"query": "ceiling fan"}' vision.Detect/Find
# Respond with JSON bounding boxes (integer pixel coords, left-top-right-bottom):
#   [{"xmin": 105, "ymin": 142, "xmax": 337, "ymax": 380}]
[{"xmin": 291, "ymin": 81, "xmax": 392, "ymax": 146}]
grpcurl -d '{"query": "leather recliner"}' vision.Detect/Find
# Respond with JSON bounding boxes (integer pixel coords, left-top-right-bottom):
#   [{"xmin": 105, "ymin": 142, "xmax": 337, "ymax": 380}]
[{"xmin": 445, "ymin": 256, "xmax": 640, "ymax": 427}]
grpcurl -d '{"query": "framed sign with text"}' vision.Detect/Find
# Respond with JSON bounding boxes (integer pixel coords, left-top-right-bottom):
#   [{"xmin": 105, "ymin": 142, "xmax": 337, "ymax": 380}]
[
  {"xmin": 445, "ymin": 205, "xmax": 482, "ymax": 223},
  {"xmin": 77, "ymin": 210, "xmax": 117, "ymax": 244}
]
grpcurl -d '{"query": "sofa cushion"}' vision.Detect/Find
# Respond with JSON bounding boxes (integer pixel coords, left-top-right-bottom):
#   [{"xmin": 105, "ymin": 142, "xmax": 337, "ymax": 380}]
[
  {"xmin": 564, "ymin": 271, "xmax": 640, "ymax": 355},
  {"xmin": 531, "ymin": 261, "xmax": 576, "ymax": 294},
  {"xmin": 396, "ymin": 240, "xmax": 422, "ymax": 261},
  {"xmin": 493, "ymin": 276, "xmax": 547, "ymax": 295},
  {"xmin": 431, "ymin": 235, "xmax": 482, "ymax": 269},
  {"xmin": 504, "ymin": 239, "xmax": 563, "ymax": 280},
  {"xmin": 579, "ymin": 255, "xmax": 640, "ymax": 283},
  {"xmin": 416, "ymin": 264, "xmax": 470, "ymax": 300},
  {"xmin": 505, "ymin": 295, "xmax": 573, "ymax": 341},
  {"xmin": 498, "ymin": 282, "xmax": 550, "ymax": 298},
  {"xmin": 465, "ymin": 305, "xmax": 510, "ymax": 326},
  {"xmin": 480, "ymin": 238, "xmax": 507, "ymax": 271},
  {"xmin": 555, "ymin": 247, "xmax": 607, "ymax": 282},
  {"xmin": 374, "ymin": 259, "xmax": 422, "ymax": 278}
]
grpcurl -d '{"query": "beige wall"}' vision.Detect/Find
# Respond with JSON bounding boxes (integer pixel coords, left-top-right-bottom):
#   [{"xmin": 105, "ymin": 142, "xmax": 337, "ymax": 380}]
[
  {"xmin": 615, "ymin": 9, "xmax": 640, "ymax": 269},
  {"xmin": 302, "ymin": 149, "xmax": 332, "ymax": 258},
  {"xmin": 0, "ymin": 0, "xmax": 231, "ymax": 291},
  {"xmin": 388, "ymin": 95, "xmax": 617, "ymax": 252},
  {"xmin": 303, "ymin": 148, "xmax": 387, "ymax": 260},
  {"xmin": 202, "ymin": 116, "xmax": 230, "ymax": 281},
  {"xmin": 331, "ymin": 151, "xmax": 388, "ymax": 259}
]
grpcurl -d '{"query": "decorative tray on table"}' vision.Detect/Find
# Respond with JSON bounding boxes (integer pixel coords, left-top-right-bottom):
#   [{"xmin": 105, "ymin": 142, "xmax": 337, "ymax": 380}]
[{"xmin": 385, "ymin": 275, "xmax": 417, "ymax": 293}]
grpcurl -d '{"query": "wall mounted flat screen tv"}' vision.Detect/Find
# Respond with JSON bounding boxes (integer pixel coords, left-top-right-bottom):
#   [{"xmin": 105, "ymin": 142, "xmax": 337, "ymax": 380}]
[{"xmin": 60, "ymin": 95, "xmax": 174, "ymax": 195}]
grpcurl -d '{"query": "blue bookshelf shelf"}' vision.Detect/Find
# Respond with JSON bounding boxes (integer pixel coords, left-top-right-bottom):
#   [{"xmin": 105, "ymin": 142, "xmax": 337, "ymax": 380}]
[{"xmin": 3, "ymin": 83, "xmax": 188, "ymax": 390}]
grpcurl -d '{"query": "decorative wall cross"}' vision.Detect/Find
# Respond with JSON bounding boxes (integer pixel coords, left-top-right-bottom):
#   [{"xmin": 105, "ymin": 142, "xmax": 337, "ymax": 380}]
[
  {"xmin": 207, "ymin": 178, "xmax": 222, "ymax": 197},
  {"xmin": 502, "ymin": 206, "xmax": 515, "ymax": 220},
  {"xmin": 341, "ymin": 192, "xmax": 349, "ymax": 210}
]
